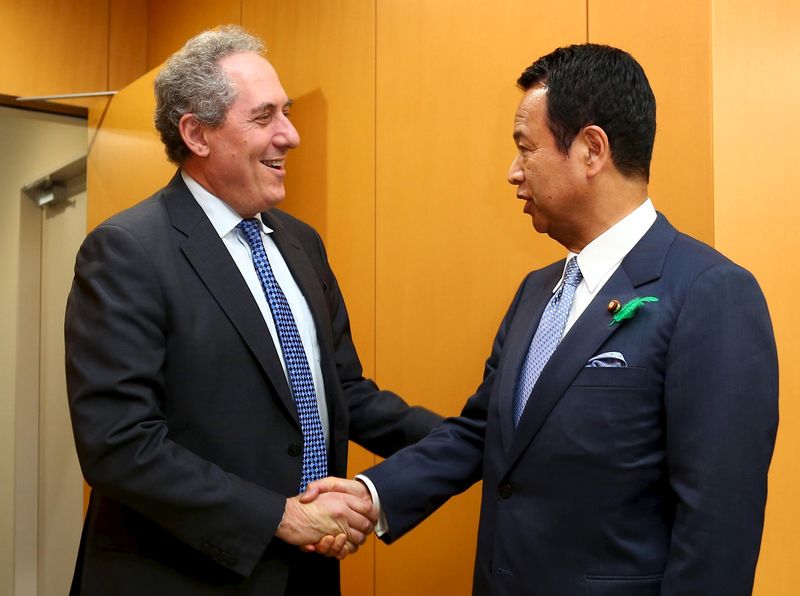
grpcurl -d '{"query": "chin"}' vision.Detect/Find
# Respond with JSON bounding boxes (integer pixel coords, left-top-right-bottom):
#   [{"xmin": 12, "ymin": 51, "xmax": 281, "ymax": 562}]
[
  {"xmin": 262, "ymin": 192, "xmax": 286, "ymax": 209},
  {"xmin": 531, "ymin": 219, "xmax": 546, "ymax": 234}
]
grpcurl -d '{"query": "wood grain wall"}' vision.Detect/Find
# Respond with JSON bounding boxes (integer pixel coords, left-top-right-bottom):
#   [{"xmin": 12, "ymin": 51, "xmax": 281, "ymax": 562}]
[
  {"xmin": 0, "ymin": 0, "xmax": 147, "ymax": 98},
  {"xmin": 712, "ymin": 2, "xmax": 800, "ymax": 593},
  {"xmin": 5, "ymin": 0, "xmax": 794, "ymax": 593}
]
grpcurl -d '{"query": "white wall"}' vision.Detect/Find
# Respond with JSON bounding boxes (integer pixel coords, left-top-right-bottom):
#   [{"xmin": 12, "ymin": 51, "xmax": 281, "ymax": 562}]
[{"xmin": 0, "ymin": 106, "xmax": 87, "ymax": 595}]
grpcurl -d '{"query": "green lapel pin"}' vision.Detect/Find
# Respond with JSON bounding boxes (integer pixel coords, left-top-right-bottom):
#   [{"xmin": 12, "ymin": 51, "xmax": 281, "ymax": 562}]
[{"xmin": 609, "ymin": 296, "xmax": 659, "ymax": 326}]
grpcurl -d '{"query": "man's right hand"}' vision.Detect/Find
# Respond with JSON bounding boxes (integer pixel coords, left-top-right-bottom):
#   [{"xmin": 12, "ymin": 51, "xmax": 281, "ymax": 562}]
[
  {"xmin": 275, "ymin": 488, "xmax": 377, "ymax": 554},
  {"xmin": 296, "ymin": 477, "xmax": 376, "ymax": 559}
]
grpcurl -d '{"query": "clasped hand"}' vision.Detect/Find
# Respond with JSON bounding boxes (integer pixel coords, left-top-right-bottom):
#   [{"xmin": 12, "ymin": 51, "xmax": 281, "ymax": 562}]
[{"xmin": 276, "ymin": 477, "xmax": 374, "ymax": 560}]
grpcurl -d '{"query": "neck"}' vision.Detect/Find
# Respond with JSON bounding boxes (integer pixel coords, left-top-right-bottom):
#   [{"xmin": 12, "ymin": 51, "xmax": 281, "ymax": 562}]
[{"xmin": 563, "ymin": 178, "xmax": 648, "ymax": 253}]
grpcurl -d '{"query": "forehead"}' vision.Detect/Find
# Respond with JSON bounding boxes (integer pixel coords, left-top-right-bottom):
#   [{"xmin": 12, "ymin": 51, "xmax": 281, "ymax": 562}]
[
  {"xmin": 219, "ymin": 52, "xmax": 289, "ymax": 106},
  {"xmin": 513, "ymin": 85, "xmax": 548, "ymax": 140}
]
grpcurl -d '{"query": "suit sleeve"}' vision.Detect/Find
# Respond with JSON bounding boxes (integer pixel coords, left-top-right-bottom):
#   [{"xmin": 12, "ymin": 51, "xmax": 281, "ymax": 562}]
[
  {"xmin": 65, "ymin": 223, "xmax": 285, "ymax": 577},
  {"xmin": 307, "ymin": 229, "xmax": 443, "ymax": 457},
  {"xmin": 359, "ymin": 276, "xmax": 530, "ymax": 541},
  {"xmin": 661, "ymin": 263, "xmax": 778, "ymax": 595}
]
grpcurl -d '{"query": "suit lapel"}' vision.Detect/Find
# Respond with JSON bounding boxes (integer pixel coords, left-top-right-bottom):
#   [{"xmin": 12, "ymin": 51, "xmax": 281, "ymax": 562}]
[
  {"xmin": 163, "ymin": 174, "xmax": 298, "ymax": 425},
  {"xmin": 501, "ymin": 214, "xmax": 677, "ymax": 475}
]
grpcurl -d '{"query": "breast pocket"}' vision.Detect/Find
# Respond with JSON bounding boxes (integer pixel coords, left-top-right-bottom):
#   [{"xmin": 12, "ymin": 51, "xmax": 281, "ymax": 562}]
[
  {"xmin": 546, "ymin": 366, "xmax": 660, "ymax": 469},
  {"xmin": 571, "ymin": 366, "xmax": 647, "ymax": 389}
]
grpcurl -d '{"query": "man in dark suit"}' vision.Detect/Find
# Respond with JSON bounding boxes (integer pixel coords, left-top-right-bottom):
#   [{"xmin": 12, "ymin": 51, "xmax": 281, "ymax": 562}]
[
  {"xmin": 306, "ymin": 44, "xmax": 779, "ymax": 595},
  {"xmin": 65, "ymin": 26, "xmax": 440, "ymax": 595}
]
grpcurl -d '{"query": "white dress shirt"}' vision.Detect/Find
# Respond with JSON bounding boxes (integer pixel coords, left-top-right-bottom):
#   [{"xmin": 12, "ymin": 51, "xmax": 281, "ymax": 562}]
[
  {"xmin": 181, "ymin": 170, "xmax": 330, "ymax": 442},
  {"xmin": 360, "ymin": 198, "xmax": 658, "ymax": 534},
  {"xmin": 560, "ymin": 198, "xmax": 657, "ymax": 337}
]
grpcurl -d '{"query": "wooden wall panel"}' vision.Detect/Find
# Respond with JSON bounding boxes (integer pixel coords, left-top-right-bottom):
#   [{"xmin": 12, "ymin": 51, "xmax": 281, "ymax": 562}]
[
  {"xmin": 712, "ymin": 2, "xmax": 800, "ymax": 593},
  {"xmin": 109, "ymin": 0, "xmax": 148, "ymax": 90},
  {"xmin": 0, "ymin": 0, "xmax": 109, "ymax": 97},
  {"xmin": 375, "ymin": 1, "xmax": 585, "ymax": 594},
  {"xmin": 588, "ymin": 0, "xmax": 714, "ymax": 245},
  {"xmin": 244, "ymin": 0, "xmax": 377, "ymax": 373},
  {"xmin": 243, "ymin": 2, "xmax": 378, "ymax": 592},
  {"xmin": 146, "ymin": 0, "xmax": 241, "ymax": 69},
  {"xmin": 87, "ymin": 69, "xmax": 172, "ymax": 230}
]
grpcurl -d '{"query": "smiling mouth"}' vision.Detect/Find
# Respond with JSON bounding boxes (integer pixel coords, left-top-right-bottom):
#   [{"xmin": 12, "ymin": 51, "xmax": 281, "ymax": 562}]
[{"xmin": 261, "ymin": 159, "xmax": 284, "ymax": 170}]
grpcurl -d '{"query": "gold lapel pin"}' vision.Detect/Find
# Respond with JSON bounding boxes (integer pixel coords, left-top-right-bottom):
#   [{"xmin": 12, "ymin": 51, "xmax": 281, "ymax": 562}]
[{"xmin": 607, "ymin": 299, "xmax": 621, "ymax": 314}]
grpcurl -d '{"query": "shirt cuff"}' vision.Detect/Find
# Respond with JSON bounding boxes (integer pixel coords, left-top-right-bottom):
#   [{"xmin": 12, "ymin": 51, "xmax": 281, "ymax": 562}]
[{"xmin": 355, "ymin": 474, "xmax": 388, "ymax": 537}]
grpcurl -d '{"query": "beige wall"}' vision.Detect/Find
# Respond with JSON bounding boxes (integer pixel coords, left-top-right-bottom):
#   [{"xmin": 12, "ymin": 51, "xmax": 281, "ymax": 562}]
[
  {"xmin": 0, "ymin": 106, "xmax": 87, "ymax": 596},
  {"xmin": 38, "ymin": 181, "xmax": 87, "ymax": 596}
]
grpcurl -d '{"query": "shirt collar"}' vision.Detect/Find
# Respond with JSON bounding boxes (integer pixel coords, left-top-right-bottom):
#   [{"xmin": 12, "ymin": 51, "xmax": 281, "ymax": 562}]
[
  {"xmin": 553, "ymin": 198, "xmax": 657, "ymax": 293},
  {"xmin": 181, "ymin": 170, "xmax": 273, "ymax": 238}
]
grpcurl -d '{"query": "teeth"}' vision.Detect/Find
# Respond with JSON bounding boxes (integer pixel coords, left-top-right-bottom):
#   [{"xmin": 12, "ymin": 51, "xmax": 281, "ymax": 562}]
[{"xmin": 262, "ymin": 160, "xmax": 283, "ymax": 168}]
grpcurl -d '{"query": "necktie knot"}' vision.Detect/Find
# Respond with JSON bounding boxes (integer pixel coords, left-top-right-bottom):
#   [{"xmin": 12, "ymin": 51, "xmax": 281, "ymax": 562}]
[
  {"xmin": 563, "ymin": 257, "xmax": 582, "ymax": 288},
  {"xmin": 237, "ymin": 218, "xmax": 261, "ymax": 245}
]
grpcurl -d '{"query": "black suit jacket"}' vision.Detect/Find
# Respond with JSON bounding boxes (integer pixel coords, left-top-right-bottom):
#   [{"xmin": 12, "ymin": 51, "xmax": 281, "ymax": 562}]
[
  {"xmin": 366, "ymin": 215, "xmax": 778, "ymax": 596},
  {"xmin": 65, "ymin": 173, "xmax": 441, "ymax": 595}
]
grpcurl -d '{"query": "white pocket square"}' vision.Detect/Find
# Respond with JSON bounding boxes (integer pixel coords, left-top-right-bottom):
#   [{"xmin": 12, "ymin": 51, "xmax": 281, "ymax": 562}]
[{"xmin": 585, "ymin": 352, "xmax": 627, "ymax": 368}]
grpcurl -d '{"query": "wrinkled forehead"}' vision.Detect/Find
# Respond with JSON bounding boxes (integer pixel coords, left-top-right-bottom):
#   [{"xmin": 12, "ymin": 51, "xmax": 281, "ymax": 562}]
[
  {"xmin": 221, "ymin": 52, "xmax": 291, "ymax": 106},
  {"xmin": 219, "ymin": 52, "xmax": 279, "ymax": 86}
]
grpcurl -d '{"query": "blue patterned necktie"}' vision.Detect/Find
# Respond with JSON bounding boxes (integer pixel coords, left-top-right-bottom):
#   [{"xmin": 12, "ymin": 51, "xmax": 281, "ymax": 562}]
[
  {"xmin": 513, "ymin": 257, "xmax": 583, "ymax": 426},
  {"xmin": 237, "ymin": 218, "xmax": 327, "ymax": 493}
]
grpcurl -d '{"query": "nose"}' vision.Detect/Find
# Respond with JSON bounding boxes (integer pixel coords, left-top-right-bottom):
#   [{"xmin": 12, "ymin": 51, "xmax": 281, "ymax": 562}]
[
  {"xmin": 275, "ymin": 115, "xmax": 300, "ymax": 149},
  {"xmin": 507, "ymin": 155, "xmax": 523, "ymax": 186}
]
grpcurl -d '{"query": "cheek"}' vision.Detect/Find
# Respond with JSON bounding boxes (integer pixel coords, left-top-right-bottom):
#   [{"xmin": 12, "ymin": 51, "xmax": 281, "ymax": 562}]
[
  {"xmin": 521, "ymin": 164, "xmax": 540, "ymax": 190},
  {"xmin": 213, "ymin": 144, "xmax": 239, "ymax": 168}
]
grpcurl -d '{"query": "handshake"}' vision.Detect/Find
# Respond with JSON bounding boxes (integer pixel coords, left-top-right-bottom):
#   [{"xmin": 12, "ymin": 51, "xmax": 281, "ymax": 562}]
[{"xmin": 275, "ymin": 477, "xmax": 376, "ymax": 560}]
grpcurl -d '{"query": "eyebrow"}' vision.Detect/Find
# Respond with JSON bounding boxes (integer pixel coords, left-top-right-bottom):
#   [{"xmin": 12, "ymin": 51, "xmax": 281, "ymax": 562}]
[{"xmin": 250, "ymin": 99, "xmax": 293, "ymax": 115}]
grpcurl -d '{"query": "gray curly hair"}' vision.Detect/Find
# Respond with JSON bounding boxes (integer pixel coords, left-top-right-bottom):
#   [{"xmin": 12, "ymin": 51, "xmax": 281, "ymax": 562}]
[{"xmin": 154, "ymin": 25, "xmax": 265, "ymax": 165}]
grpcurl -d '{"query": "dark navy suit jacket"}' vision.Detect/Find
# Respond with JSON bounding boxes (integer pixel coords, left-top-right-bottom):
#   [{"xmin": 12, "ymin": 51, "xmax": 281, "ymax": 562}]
[
  {"xmin": 366, "ymin": 214, "xmax": 778, "ymax": 596},
  {"xmin": 65, "ymin": 173, "xmax": 441, "ymax": 595}
]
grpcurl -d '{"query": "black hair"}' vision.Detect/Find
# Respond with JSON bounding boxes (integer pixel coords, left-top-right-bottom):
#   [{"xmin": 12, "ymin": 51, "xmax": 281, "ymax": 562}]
[{"xmin": 517, "ymin": 44, "xmax": 656, "ymax": 181}]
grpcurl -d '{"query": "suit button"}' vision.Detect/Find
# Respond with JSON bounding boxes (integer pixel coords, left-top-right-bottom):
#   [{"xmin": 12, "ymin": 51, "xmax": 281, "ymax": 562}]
[
  {"xmin": 287, "ymin": 444, "xmax": 302, "ymax": 457},
  {"xmin": 498, "ymin": 483, "xmax": 513, "ymax": 499}
]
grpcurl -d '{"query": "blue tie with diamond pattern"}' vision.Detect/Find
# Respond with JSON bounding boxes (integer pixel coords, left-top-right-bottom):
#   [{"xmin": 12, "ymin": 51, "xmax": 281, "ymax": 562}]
[
  {"xmin": 513, "ymin": 257, "xmax": 583, "ymax": 426},
  {"xmin": 237, "ymin": 218, "xmax": 327, "ymax": 492}
]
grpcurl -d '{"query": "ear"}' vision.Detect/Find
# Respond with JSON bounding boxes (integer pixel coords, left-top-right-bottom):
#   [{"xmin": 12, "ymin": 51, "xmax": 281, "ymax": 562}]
[
  {"xmin": 580, "ymin": 125, "xmax": 610, "ymax": 178},
  {"xmin": 178, "ymin": 113, "xmax": 211, "ymax": 158}
]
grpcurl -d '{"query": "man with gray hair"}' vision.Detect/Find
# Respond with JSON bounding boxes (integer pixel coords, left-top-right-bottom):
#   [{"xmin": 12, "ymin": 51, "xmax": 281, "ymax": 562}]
[{"xmin": 65, "ymin": 25, "xmax": 440, "ymax": 595}]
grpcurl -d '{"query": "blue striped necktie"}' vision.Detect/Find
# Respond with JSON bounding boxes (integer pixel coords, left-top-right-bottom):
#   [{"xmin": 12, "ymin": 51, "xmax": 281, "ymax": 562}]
[
  {"xmin": 513, "ymin": 257, "xmax": 582, "ymax": 426},
  {"xmin": 237, "ymin": 218, "xmax": 327, "ymax": 492}
]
